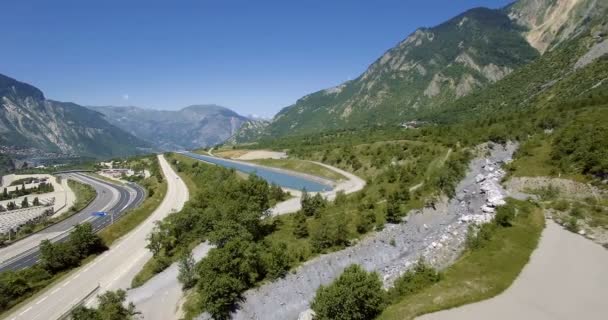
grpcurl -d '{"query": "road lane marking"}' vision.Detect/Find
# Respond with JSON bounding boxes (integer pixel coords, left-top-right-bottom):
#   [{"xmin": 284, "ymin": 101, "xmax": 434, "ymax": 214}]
[
  {"xmin": 35, "ymin": 296, "xmax": 48, "ymax": 304},
  {"xmin": 51, "ymin": 288, "xmax": 60, "ymax": 294},
  {"xmin": 19, "ymin": 306, "xmax": 32, "ymax": 315},
  {"xmin": 62, "ymin": 280, "xmax": 71, "ymax": 287}
]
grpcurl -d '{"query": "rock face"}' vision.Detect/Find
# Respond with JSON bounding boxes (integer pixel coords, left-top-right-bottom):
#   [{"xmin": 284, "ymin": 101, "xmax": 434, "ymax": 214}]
[
  {"xmin": 224, "ymin": 118, "xmax": 270, "ymax": 145},
  {"xmin": 91, "ymin": 105, "xmax": 249, "ymax": 150},
  {"xmin": 507, "ymin": 0, "xmax": 602, "ymax": 53},
  {"xmin": 194, "ymin": 142, "xmax": 517, "ymax": 320},
  {"xmin": 263, "ymin": 6, "xmax": 539, "ymax": 137},
  {"xmin": 0, "ymin": 73, "xmax": 149, "ymax": 158}
]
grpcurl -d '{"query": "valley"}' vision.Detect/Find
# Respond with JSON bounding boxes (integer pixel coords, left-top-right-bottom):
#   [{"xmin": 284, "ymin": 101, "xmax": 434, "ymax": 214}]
[{"xmin": 0, "ymin": 0, "xmax": 607, "ymax": 319}]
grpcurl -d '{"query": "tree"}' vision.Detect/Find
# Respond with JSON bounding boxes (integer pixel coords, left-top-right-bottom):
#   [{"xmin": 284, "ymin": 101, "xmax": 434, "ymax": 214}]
[
  {"xmin": 300, "ymin": 189, "xmax": 313, "ymax": 216},
  {"xmin": 385, "ymin": 195, "xmax": 402, "ymax": 224},
  {"xmin": 198, "ymin": 274, "xmax": 243, "ymax": 320},
  {"xmin": 293, "ymin": 212, "xmax": 309, "ymax": 238},
  {"xmin": 2, "ymin": 188, "xmax": 7, "ymax": 199},
  {"xmin": 7, "ymin": 202, "xmax": 16, "ymax": 210},
  {"xmin": 69, "ymin": 223, "xmax": 106, "ymax": 258},
  {"xmin": 311, "ymin": 264, "xmax": 385, "ymax": 320},
  {"xmin": 39, "ymin": 240, "xmax": 79, "ymax": 273},
  {"xmin": 261, "ymin": 241, "xmax": 290, "ymax": 280},
  {"xmin": 494, "ymin": 205, "xmax": 515, "ymax": 227},
  {"xmin": 357, "ymin": 210, "xmax": 376, "ymax": 234},
  {"xmin": 177, "ymin": 252, "xmax": 197, "ymax": 289},
  {"xmin": 0, "ymin": 271, "xmax": 30, "ymax": 310},
  {"xmin": 21, "ymin": 197, "xmax": 29, "ymax": 208},
  {"xmin": 33, "ymin": 197, "xmax": 40, "ymax": 206},
  {"xmin": 72, "ymin": 290, "xmax": 138, "ymax": 320}
]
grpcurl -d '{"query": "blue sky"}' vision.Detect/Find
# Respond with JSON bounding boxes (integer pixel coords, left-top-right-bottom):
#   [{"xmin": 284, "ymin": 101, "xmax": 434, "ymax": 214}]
[{"xmin": 1, "ymin": 0, "xmax": 512, "ymax": 117}]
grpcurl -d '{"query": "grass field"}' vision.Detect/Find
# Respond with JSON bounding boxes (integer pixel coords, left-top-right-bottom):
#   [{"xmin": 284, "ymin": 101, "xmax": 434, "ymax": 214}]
[
  {"xmin": 377, "ymin": 200, "xmax": 544, "ymax": 319},
  {"xmin": 507, "ymin": 136, "xmax": 586, "ymax": 182}
]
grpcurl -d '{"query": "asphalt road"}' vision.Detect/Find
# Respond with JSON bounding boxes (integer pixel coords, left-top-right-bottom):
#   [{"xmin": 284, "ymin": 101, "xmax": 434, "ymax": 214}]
[
  {"xmin": 0, "ymin": 173, "xmax": 145, "ymax": 272},
  {"xmin": 419, "ymin": 221, "xmax": 608, "ymax": 320},
  {"xmin": 3, "ymin": 155, "xmax": 188, "ymax": 320}
]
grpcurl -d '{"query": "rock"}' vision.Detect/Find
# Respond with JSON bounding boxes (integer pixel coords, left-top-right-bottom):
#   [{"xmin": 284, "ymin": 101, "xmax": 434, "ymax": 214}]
[
  {"xmin": 481, "ymin": 205, "xmax": 495, "ymax": 213},
  {"xmin": 298, "ymin": 309, "xmax": 315, "ymax": 320},
  {"xmin": 578, "ymin": 229, "xmax": 586, "ymax": 236}
]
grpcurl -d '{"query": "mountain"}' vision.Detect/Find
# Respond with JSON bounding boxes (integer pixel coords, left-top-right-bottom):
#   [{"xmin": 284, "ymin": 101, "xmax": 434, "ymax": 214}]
[
  {"xmin": 0, "ymin": 73, "xmax": 149, "ymax": 159},
  {"xmin": 225, "ymin": 119, "xmax": 270, "ymax": 145},
  {"xmin": 264, "ymin": 7, "xmax": 539, "ymax": 137},
  {"xmin": 253, "ymin": 0, "xmax": 603, "ymax": 140},
  {"xmin": 427, "ymin": 1, "xmax": 608, "ymax": 123},
  {"xmin": 506, "ymin": 0, "xmax": 600, "ymax": 53},
  {"xmin": 91, "ymin": 104, "xmax": 249, "ymax": 150}
]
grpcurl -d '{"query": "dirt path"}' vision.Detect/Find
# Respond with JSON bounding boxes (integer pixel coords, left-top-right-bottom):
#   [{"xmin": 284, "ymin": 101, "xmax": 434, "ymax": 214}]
[{"xmin": 418, "ymin": 220, "xmax": 608, "ymax": 320}]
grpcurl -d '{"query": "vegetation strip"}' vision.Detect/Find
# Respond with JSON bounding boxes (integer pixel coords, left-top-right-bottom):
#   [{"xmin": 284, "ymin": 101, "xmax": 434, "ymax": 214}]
[{"xmin": 377, "ymin": 199, "xmax": 544, "ymax": 319}]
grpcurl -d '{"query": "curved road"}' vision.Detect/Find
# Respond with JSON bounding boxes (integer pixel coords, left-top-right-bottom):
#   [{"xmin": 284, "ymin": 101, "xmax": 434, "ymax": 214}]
[
  {"xmin": 418, "ymin": 221, "xmax": 608, "ymax": 320},
  {"xmin": 4, "ymin": 155, "xmax": 188, "ymax": 320},
  {"xmin": 0, "ymin": 173, "xmax": 145, "ymax": 272}
]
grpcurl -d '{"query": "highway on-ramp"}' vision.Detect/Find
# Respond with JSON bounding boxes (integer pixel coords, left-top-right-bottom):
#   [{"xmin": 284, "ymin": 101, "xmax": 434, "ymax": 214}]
[
  {"xmin": 3, "ymin": 155, "xmax": 188, "ymax": 320},
  {"xmin": 0, "ymin": 173, "xmax": 145, "ymax": 272}
]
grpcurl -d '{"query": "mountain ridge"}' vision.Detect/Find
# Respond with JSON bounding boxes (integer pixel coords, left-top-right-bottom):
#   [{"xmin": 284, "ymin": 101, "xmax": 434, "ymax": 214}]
[
  {"xmin": 91, "ymin": 104, "xmax": 249, "ymax": 150},
  {"xmin": 232, "ymin": 0, "xmax": 603, "ymax": 143},
  {"xmin": 0, "ymin": 73, "xmax": 150, "ymax": 159}
]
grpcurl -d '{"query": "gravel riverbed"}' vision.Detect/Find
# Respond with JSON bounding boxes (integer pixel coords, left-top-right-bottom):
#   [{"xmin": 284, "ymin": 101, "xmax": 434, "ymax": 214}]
[{"xmin": 195, "ymin": 142, "xmax": 517, "ymax": 320}]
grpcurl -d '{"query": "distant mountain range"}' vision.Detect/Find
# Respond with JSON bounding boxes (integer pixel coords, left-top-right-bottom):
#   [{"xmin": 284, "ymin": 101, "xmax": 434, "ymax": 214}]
[
  {"xmin": 231, "ymin": 0, "xmax": 607, "ymax": 142},
  {"xmin": 91, "ymin": 105, "xmax": 250, "ymax": 150},
  {"xmin": 0, "ymin": 73, "xmax": 150, "ymax": 160}
]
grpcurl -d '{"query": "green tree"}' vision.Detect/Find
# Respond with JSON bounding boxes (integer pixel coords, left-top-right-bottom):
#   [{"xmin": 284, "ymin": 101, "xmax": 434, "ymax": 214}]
[
  {"xmin": 33, "ymin": 197, "xmax": 40, "ymax": 206},
  {"xmin": 494, "ymin": 205, "xmax": 515, "ymax": 227},
  {"xmin": 39, "ymin": 240, "xmax": 79, "ymax": 273},
  {"xmin": 21, "ymin": 197, "xmax": 29, "ymax": 208},
  {"xmin": 72, "ymin": 290, "xmax": 138, "ymax": 320},
  {"xmin": 198, "ymin": 274, "xmax": 243, "ymax": 320},
  {"xmin": 385, "ymin": 196, "xmax": 402, "ymax": 224},
  {"xmin": 312, "ymin": 264, "xmax": 385, "ymax": 320},
  {"xmin": 178, "ymin": 252, "xmax": 197, "ymax": 290},
  {"xmin": 69, "ymin": 223, "xmax": 106, "ymax": 258},
  {"xmin": 261, "ymin": 241, "xmax": 290, "ymax": 280},
  {"xmin": 293, "ymin": 212, "xmax": 309, "ymax": 238}
]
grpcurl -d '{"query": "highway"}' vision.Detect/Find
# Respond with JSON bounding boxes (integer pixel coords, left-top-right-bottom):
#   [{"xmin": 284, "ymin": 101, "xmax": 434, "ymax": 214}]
[
  {"xmin": 4, "ymin": 155, "xmax": 188, "ymax": 320},
  {"xmin": 0, "ymin": 173, "xmax": 145, "ymax": 272}
]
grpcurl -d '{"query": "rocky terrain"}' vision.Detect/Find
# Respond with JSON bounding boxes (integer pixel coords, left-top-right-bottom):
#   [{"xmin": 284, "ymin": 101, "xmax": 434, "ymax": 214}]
[
  {"xmin": 91, "ymin": 105, "xmax": 249, "ymax": 150},
  {"xmin": 193, "ymin": 142, "xmax": 517, "ymax": 320},
  {"xmin": 225, "ymin": 119, "xmax": 270, "ymax": 145}
]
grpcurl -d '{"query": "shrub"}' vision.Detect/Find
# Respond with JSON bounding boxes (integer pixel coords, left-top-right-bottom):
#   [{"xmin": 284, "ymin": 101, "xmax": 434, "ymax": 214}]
[{"xmin": 312, "ymin": 265, "xmax": 385, "ymax": 320}]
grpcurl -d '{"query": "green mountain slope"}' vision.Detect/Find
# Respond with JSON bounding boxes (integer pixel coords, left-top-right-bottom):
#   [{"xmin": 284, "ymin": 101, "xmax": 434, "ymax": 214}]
[
  {"xmin": 265, "ymin": 7, "xmax": 539, "ymax": 137},
  {"xmin": 0, "ymin": 73, "xmax": 150, "ymax": 158}
]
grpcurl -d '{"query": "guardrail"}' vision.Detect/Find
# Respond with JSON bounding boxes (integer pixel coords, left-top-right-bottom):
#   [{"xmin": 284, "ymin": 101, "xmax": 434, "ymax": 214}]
[
  {"xmin": 53, "ymin": 170, "xmax": 94, "ymax": 175},
  {"xmin": 57, "ymin": 284, "xmax": 100, "ymax": 320}
]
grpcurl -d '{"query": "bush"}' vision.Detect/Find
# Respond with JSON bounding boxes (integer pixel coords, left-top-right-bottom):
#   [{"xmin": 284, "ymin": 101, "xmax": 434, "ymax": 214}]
[
  {"xmin": 494, "ymin": 205, "xmax": 515, "ymax": 227},
  {"xmin": 466, "ymin": 223, "xmax": 496, "ymax": 250},
  {"xmin": 312, "ymin": 264, "xmax": 385, "ymax": 320},
  {"xmin": 387, "ymin": 260, "xmax": 441, "ymax": 302}
]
